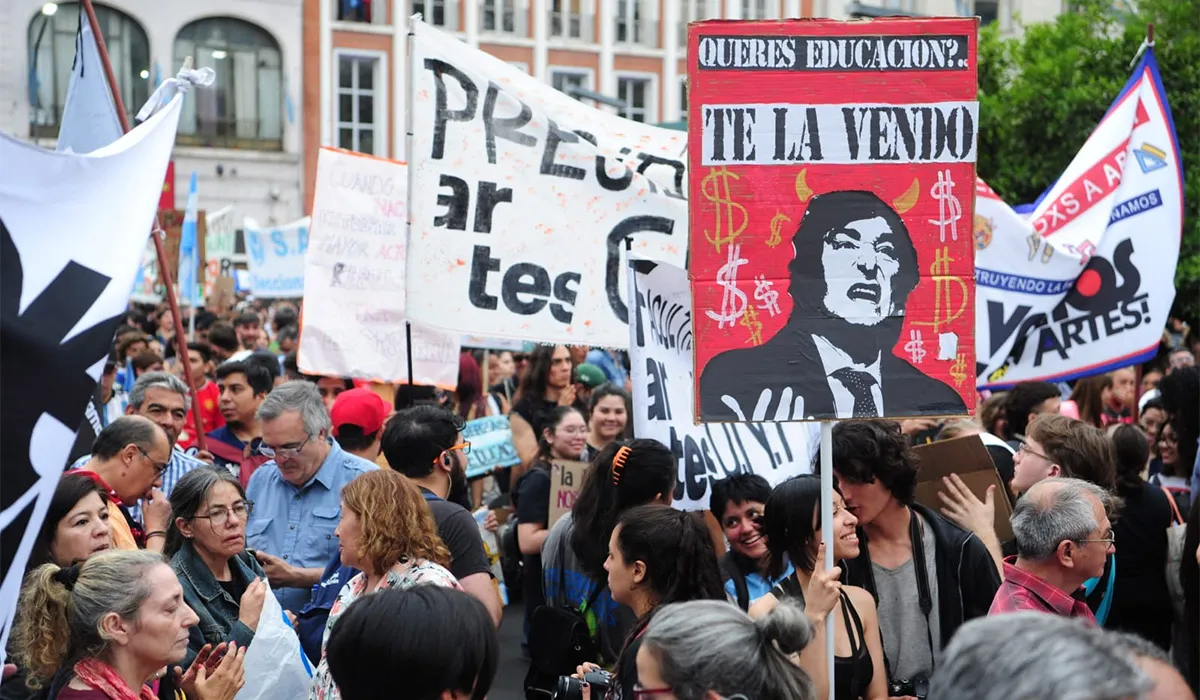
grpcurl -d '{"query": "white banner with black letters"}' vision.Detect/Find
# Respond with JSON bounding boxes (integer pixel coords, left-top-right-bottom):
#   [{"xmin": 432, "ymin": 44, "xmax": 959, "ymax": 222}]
[
  {"xmin": 628, "ymin": 257, "xmax": 818, "ymax": 511},
  {"xmin": 407, "ymin": 20, "xmax": 688, "ymax": 347}
]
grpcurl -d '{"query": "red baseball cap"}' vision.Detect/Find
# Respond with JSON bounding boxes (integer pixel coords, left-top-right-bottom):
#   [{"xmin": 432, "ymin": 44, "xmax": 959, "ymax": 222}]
[{"xmin": 330, "ymin": 387, "xmax": 389, "ymax": 437}]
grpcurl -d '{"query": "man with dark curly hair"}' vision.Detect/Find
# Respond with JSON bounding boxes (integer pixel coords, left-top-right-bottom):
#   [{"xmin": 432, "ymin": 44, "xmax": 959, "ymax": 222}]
[{"xmin": 831, "ymin": 419, "xmax": 1001, "ymax": 697}]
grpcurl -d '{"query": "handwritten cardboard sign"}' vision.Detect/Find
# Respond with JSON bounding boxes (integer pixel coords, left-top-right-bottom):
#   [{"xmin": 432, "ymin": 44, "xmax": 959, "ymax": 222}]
[
  {"xmin": 159, "ymin": 207, "xmax": 206, "ymax": 285},
  {"xmin": 463, "ymin": 415, "xmax": 521, "ymax": 479},
  {"xmin": 549, "ymin": 460, "xmax": 588, "ymax": 529},
  {"xmin": 913, "ymin": 434, "xmax": 1013, "ymax": 541}
]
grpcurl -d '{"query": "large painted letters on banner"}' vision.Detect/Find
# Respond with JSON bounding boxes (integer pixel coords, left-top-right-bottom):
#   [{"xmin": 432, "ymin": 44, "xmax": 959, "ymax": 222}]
[
  {"xmin": 299, "ymin": 147, "xmax": 460, "ymax": 384},
  {"xmin": 0, "ymin": 96, "xmax": 183, "ymax": 661},
  {"xmin": 204, "ymin": 205, "xmax": 236, "ymax": 298},
  {"xmin": 407, "ymin": 20, "xmax": 687, "ymax": 347},
  {"xmin": 245, "ymin": 217, "xmax": 309, "ymax": 299},
  {"xmin": 689, "ymin": 19, "xmax": 978, "ymax": 422},
  {"xmin": 974, "ymin": 50, "xmax": 1181, "ymax": 386},
  {"xmin": 628, "ymin": 258, "xmax": 819, "ymax": 511}
]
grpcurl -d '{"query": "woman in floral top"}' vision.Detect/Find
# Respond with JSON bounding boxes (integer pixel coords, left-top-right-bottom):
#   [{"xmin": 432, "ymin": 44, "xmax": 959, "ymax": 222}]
[{"xmin": 309, "ymin": 470, "xmax": 461, "ymax": 700}]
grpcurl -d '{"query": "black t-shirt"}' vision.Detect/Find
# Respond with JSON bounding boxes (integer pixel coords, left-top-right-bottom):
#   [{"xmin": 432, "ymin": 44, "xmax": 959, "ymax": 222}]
[
  {"xmin": 420, "ymin": 488, "xmax": 492, "ymax": 581},
  {"xmin": 607, "ymin": 634, "xmax": 644, "ymax": 700},
  {"xmin": 515, "ymin": 464, "xmax": 553, "ymax": 610},
  {"xmin": 219, "ymin": 576, "xmax": 247, "ymax": 604},
  {"xmin": 1107, "ymin": 484, "xmax": 1174, "ymax": 647},
  {"xmin": 512, "ymin": 396, "xmax": 558, "ymax": 437}
]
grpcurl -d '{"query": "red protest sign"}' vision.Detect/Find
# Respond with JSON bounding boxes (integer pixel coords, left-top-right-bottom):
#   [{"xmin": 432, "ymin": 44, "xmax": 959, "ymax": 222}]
[{"xmin": 688, "ymin": 19, "xmax": 978, "ymax": 422}]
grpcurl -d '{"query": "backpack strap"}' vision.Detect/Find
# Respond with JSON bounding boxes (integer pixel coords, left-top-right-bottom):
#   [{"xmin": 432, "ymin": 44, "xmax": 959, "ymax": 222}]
[
  {"xmin": 1162, "ymin": 485, "xmax": 1185, "ymax": 525},
  {"xmin": 720, "ymin": 552, "xmax": 751, "ymax": 611}
]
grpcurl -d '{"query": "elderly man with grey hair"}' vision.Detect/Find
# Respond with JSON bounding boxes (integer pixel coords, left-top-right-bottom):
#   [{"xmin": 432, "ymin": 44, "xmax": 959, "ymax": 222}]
[
  {"xmin": 70, "ymin": 371, "xmax": 207, "ymax": 523},
  {"xmin": 245, "ymin": 380, "xmax": 377, "ymax": 611},
  {"xmin": 928, "ymin": 613, "xmax": 1152, "ymax": 700},
  {"xmin": 988, "ymin": 477, "xmax": 1115, "ymax": 623}
]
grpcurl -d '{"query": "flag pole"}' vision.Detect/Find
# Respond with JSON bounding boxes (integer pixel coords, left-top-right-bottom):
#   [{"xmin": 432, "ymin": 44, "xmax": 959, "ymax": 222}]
[{"xmin": 81, "ymin": 0, "xmax": 207, "ymax": 453}]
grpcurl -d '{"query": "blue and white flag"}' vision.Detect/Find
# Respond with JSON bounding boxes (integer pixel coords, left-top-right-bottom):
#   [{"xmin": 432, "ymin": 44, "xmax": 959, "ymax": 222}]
[
  {"xmin": 974, "ymin": 49, "xmax": 1182, "ymax": 387},
  {"xmin": 56, "ymin": 15, "xmax": 125, "ymax": 154},
  {"xmin": 178, "ymin": 172, "xmax": 200, "ymax": 307}
]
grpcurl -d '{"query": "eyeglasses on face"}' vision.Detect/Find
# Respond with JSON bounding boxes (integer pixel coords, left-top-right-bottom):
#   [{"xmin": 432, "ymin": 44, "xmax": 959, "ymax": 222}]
[
  {"xmin": 432, "ymin": 442, "xmax": 471, "ymax": 466},
  {"xmin": 1018, "ymin": 442, "xmax": 1052, "ymax": 462},
  {"xmin": 1075, "ymin": 534, "xmax": 1116, "ymax": 548},
  {"xmin": 137, "ymin": 446, "xmax": 169, "ymax": 476},
  {"xmin": 192, "ymin": 501, "xmax": 253, "ymax": 526},
  {"xmin": 259, "ymin": 434, "xmax": 314, "ymax": 459}
]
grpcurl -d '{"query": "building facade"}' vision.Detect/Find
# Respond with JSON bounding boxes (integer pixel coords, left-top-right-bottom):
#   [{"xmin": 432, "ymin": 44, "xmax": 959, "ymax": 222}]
[{"xmin": 1, "ymin": 0, "xmax": 306, "ymax": 225}]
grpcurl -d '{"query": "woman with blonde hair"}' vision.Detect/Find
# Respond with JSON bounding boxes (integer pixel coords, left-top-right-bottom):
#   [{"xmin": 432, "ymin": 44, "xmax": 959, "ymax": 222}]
[
  {"xmin": 10, "ymin": 549, "xmax": 244, "ymax": 700},
  {"xmin": 308, "ymin": 469, "xmax": 463, "ymax": 700}
]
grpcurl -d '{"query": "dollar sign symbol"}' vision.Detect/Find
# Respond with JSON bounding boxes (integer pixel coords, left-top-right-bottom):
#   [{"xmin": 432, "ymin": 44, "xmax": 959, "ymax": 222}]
[
  {"xmin": 949, "ymin": 353, "xmax": 969, "ymax": 387},
  {"xmin": 928, "ymin": 169, "xmax": 963, "ymax": 243},
  {"xmin": 701, "ymin": 166, "xmax": 748, "ymax": 253},
  {"xmin": 740, "ymin": 305, "xmax": 763, "ymax": 346},
  {"xmin": 912, "ymin": 247, "xmax": 969, "ymax": 336},
  {"xmin": 767, "ymin": 212, "xmax": 789, "ymax": 248},
  {"xmin": 705, "ymin": 244, "xmax": 748, "ymax": 328},
  {"xmin": 753, "ymin": 276, "xmax": 781, "ymax": 317},
  {"xmin": 904, "ymin": 330, "xmax": 927, "ymax": 365}
]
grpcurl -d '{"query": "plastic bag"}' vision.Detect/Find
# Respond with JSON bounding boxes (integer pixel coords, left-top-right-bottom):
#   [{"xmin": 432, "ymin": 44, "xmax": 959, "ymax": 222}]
[{"xmin": 236, "ymin": 583, "xmax": 313, "ymax": 700}]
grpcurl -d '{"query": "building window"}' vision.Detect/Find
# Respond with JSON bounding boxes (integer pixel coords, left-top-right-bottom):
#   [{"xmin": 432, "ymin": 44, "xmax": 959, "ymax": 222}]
[
  {"xmin": 336, "ymin": 53, "xmax": 382, "ymax": 155},
  {"xmin": 741, "ymin": 0, "xmax": 772, "ymax": 19},
  {"xmin": 335, "ymin": 0, "xmax": 379, "ymax": 23},
  {"xmin": 413, "ymin": 0, "xmax": 459, "ymax": 30},
  {"xmin": 482, "ymin": 0, "xmax": 526, "ymax": 35},
  {"xmin": 549, "ymin": 0, "xmax": 589, "ymax": 40},
  {"xmin": 678, "ymin": 0, "xmax": 712, "ymax": 48},
  {"xmin": 550, "ymin": 68, "xmax": 593, "ymax": 99},
  {"xmin": 616, "ymin": 0, "xmax": 656, "ymax": 47},
  {"xmin": 175, "ymin": 17, "xmax": 283, "ymax": 150},
  {"xmin": 27, "ymin": 3, "xmax": 150, "ymax": 138},
  {"xmin": 617, "ymin": 75, "xmax": 651, "ymax": 123}
]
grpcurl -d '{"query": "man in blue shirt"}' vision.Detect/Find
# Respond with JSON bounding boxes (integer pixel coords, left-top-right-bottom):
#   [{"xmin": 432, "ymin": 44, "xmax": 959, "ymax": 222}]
[{"xmin": 245, "ymin": 380, "xmax": 377, "ymax": 612}]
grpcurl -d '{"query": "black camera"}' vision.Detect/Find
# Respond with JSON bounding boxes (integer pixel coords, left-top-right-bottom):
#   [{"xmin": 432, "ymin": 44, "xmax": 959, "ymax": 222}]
[
  {"xmin": 889, "ymin": 673, "xmax": 930, "ymax": 699},
  {"xmin": 553, "ymin": 670, "xmax": 613, "ymax": 700}
]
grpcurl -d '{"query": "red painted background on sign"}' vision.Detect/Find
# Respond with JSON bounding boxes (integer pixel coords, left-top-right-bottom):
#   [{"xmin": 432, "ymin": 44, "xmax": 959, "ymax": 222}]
[{"xmin": 689, "ymin": 18, "xmax": 978, "ymax": 420}]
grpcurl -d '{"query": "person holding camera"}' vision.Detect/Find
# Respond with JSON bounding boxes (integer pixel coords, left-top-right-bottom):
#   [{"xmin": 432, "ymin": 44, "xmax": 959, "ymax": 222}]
[
  {"xmin": 569, "ymin": 502, "xmax": 726, "ymax": 699},
  {"xmin": 749, "ymin": 476, "xmax": 889, "ymax": 700},
  {"xmin": 832, "ymin": 421, "xmax": 1001, "ymax": 699}
]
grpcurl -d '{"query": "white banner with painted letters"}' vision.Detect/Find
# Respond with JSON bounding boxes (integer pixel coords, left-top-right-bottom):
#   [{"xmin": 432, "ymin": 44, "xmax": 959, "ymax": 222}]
[
  {"xmin": 299, "ymin": 147, "xmax": 459, "ymax": 384},
  {"xmin": 244, "ymin": 217, "xmax": 309, "ymax": 299},
  {"xmin": 628, "ymin": 257, "xmax": 819, "ymax": 511},
  {"xmin": 204, "ymin": 205, "xmax": 236, "ymax": 297},
  {"xmin": 407, "ymin": 20, "xmax": 688, "ymax": 347},
  {"xmin": 974, "ymin": 50, "xmax": 1181, "ymax": 386}
]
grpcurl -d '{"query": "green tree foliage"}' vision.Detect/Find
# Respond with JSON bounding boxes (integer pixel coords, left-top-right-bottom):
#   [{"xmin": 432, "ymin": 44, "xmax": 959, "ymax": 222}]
[{"xmin": 977, "ymin": 0, "xmax": 1199, "ymax": 319}]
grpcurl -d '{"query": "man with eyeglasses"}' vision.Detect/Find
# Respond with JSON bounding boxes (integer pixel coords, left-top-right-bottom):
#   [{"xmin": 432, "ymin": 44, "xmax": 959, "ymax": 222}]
[
  {"xmin": 244, "ymin": 380, "xmax": 378, "ymax": 613},
  {"xmin": 72, "ymin": 415, "xmax": 173, "ymax": 552},
  {"xmin": 71, "ymin": 372, "xmax": 208, "ymax": 524},
  {"xmin": 990, "ymin": 477, "xmax": 1115, "ymax": 623}
]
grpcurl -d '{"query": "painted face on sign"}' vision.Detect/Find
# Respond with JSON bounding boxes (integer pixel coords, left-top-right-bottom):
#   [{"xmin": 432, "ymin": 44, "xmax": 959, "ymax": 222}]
[{"xmin": 820, "ymin": 216, "xmax": 901, "ymax": 326}]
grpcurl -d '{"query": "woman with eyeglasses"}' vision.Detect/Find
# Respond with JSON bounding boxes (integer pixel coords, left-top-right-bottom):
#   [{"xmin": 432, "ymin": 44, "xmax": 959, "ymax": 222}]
[
  {"xmin": 514, "ymin": 406, "xmax": 589, "ymax": 645},
  {"xmin": 308, "ymin": 469, "xmax": 462, "ymax": 700},
  {"xmin": 166, "ymin": 467, "xmax": 268, "ymax": 672}
]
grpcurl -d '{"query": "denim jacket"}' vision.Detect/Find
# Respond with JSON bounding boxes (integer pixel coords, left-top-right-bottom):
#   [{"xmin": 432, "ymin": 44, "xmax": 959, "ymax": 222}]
[{"xmin": 171, "ymin": 543, "xmax": 266, "ymax": 670}]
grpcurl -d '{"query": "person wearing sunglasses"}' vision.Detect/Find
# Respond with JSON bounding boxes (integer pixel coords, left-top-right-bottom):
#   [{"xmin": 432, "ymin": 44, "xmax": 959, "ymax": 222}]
[
  {"xmin": 72, "ymin": 416, "xmax": 173, "ymax": 553},
  {"xmin": 989, "ymin": 477, "xmax": 1116, "ymax": 623},
  {"xmin": 167, "ymin": 466, "xmax": 269, "ymax": 671},
  {"xmin": 244, "ymin": 381, "xmax": 378, "ymax": 613}
]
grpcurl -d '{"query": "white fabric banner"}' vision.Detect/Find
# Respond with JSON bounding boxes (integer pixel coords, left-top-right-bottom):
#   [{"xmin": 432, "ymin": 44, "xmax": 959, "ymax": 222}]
[
  {"xmin": 628, "ymin": 257, "xmax": 819, "ymax": 511},
  {"xmin": 974, "ymin": 51, "xmax": 1182, "ymax": 386},
  {"xmin": 407, "ymin": 20, "xmax": 688, "ymax": 347},
  {"xmin": 56, "ymin": 18, "xmax": 124, "ymax": 155},
  {"xmin": 244, "ymin": 217, "xmax": 309, "ymax": 299},
  {"xmin": 0, "ymin": 95, "xmax": 183, "ymax": 661},
  {"xmin": 298, "ymin": 147, "xmax": 459, "ymax": 384}
]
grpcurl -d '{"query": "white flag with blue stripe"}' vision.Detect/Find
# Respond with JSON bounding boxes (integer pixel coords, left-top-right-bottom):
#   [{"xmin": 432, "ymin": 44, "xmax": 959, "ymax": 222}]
[{"xmin": 177, "ymin": 171, "xmax": 200, "ymax": 307}]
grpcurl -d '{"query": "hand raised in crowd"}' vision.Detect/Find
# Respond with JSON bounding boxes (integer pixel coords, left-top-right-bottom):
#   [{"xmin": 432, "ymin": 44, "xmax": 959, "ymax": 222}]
[
  {"xmin": 173, "ymin": 642, "xmax": 227, "ymax": 698},
  {"xmin": 238, "ymin": 577, "xmax": 268, "ymax": 631},
  {"xmin": 558, "ymin": 383, "xmax": 577, "ymax": 407},
  {"xmin": 142, "ymin": 488, "xmax": 171, "ymax": 533},
  {"xmin": 899, "ymin": 418, "xmax": 938, "ymax": 436},
  {"xmin": 193, "ymin": 640, "xmax": 246, "ymax": 700},
  {"xmin": 483, "ymin": 510, "xmax": 499, "ymax": 533},
  {"xmin": 937, "ymin": 474, "xmax": 995, "ymax": 536},
  {"xmin": 194, "ymin": 449, "xmax": 216, "ymax": 465},
  {"xmin": 804, "ymin": 543, "xmax": 842, "ymax": 625},
  {"xmin": 255, "ymin": 550, "xmax": 296, "ymax": 588}
]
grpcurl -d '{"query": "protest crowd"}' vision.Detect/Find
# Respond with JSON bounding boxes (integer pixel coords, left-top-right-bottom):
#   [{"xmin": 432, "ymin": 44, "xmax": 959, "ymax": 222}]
[
  {"xmin": 0, "ymin": 296, "xmax": 1197, "ymax": 700},
  {"xmin": 2, "ymin": 6, "xmax": 1199, "ymax": 700}
]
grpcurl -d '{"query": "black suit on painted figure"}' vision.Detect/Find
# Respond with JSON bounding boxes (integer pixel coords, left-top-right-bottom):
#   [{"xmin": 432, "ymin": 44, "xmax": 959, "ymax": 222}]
[{"xmin": 698, "ymin": 190, "xmax": 966, "ymax": 421}]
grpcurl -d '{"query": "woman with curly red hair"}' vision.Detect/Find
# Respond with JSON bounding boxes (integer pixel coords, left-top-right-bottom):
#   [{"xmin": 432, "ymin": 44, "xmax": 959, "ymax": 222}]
[{"xmin": 308, "ymin": 470, "xmax": 461, "ymax": 700}]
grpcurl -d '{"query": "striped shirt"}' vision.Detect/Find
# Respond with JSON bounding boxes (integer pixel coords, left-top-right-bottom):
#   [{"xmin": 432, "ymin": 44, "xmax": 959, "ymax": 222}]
[{"xmin": 70, "ymin": 446, "xmax": 206, "ymax": 524}]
